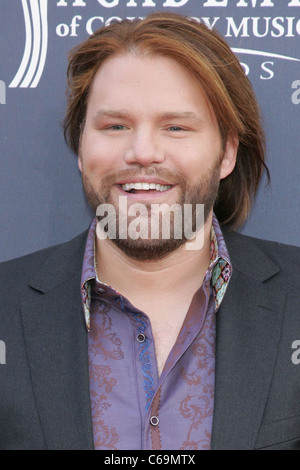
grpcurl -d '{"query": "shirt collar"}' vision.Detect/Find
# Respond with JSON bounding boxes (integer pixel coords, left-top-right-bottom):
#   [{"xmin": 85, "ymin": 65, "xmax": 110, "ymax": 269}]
[
  {"xmin": 81, "ymin": 215, "xmax": 232, "ymax": 331},
  {"xmin": 209, "ymin": 213, "xmax": 232, "ymax": 311}
]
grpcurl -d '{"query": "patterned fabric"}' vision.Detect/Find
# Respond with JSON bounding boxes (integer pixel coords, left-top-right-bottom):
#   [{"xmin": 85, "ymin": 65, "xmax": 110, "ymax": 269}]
[
  {"xmin": 81, "ymin": 214, "xmax": 232, "ymax": 450},
  {"xmin": 210, "ymin": 223, "xmax": 232, "ymax": 310}
]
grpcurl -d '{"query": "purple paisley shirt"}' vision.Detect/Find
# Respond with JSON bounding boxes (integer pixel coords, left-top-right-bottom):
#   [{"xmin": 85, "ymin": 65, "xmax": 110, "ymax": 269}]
[{"xmin": 80, "ymin": 214, "xmax": 232, "ymax": 450}]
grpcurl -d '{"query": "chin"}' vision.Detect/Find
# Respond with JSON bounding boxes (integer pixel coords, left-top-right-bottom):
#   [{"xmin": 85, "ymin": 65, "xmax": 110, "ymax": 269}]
[{"xmin": 111, "ymin": 237, "xmax": 187, "ymax": 261}]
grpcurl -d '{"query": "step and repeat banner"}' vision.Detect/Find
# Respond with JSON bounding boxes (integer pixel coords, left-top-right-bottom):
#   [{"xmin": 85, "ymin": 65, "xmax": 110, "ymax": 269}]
[{"xmin": 0, "ymin": 0, "xmax": 299, "ymax": 261}]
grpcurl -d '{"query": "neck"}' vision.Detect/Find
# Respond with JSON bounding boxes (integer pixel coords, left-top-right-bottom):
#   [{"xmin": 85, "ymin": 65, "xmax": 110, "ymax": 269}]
[{"xmin": 95, "ymin": 213, "xmax": 213, "ymax": 299}]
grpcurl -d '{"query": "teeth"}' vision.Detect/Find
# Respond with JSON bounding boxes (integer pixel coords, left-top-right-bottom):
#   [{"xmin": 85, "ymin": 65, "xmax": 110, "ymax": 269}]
[{"xmin": 121, "ymin": 182, "xmax": 171, "ymax": 192}]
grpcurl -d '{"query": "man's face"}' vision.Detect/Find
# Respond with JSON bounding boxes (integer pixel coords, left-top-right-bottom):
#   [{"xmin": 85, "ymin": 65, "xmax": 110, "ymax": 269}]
[{"xmin": 79, "ymin": 52, "xmax": 237, "ymax": 260}]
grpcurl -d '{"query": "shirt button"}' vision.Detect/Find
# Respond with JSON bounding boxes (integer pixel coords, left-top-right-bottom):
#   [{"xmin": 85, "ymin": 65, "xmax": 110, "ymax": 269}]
[
  {"xmin": 150, "ymin": 416, "xmax": 159, "ymax": 426},
  {"xmin": 136, "ymin": 333, "xmax": 146, "ymax": 343}
]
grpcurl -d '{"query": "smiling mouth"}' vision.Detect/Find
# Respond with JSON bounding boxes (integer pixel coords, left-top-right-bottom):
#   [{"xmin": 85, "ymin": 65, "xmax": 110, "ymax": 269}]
[{"xmin": 120, "ymin": 182, "xmax": 172, "ymax": 193}]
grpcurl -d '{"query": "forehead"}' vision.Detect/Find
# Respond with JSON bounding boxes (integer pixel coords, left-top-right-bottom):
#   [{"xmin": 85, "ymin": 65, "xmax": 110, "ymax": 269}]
[{"xmin": 86, "ymin": 52, "xmax": 216, "ymax": 123}]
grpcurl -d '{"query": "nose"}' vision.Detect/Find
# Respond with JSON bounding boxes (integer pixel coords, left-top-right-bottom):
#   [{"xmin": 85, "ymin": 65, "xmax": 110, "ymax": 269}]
[{"xmin": 123, "ymin": 127, "xmax": 165, "ymax": 167}]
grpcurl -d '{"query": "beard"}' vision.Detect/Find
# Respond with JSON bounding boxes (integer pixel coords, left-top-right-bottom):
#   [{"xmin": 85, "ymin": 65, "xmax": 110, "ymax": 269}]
[{"xmin": 81, "ymin": 161, "xmax": 221, "ymax": 261}]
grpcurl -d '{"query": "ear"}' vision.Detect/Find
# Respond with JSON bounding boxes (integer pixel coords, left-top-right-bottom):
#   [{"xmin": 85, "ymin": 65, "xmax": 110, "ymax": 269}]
[
  {"xmin": 78, "ymin": 123, "xmax": 85, "ymax": 173},
  {"xmin": 78, "ymin": 156, "xmax": 82, "ymax": 173},
  {"xmin": 220, "ymin": 134, "xmax": 239, "ymax": 180}
]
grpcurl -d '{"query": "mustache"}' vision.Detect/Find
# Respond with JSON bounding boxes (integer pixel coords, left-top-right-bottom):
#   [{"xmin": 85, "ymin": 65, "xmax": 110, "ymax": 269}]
[{"xmin": 100, "ymin": 167, "xmax": 184, "ymax": 186}]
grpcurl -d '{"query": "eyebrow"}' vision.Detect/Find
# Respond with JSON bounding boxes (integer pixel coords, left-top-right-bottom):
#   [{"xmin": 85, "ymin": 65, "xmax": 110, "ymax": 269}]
[
  {"xmin": 94, "ymin": 109, "xmax": 129, "ymax": 120},
  {"xmin": 93, "ymin": 109, "xmax": 204, "ymax": 123},
  {"xmin": 158, "ymin": 111, "xmax": 204, "ymax": 123}
]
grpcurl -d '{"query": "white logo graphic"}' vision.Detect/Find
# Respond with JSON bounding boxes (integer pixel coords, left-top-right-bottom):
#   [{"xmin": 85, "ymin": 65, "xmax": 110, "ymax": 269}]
[
  {"xmin": 232, "ymin": 47, "xmax": 300, "ymax": 78},
  {"xmin": 6, "ymin": 0, "xmax": 300, "ymax": 91},
  {"xmin": 232, "ymin": 47, "xmax": 300, "ymax": 63},
  {"xmin": 9, "ymin": 0, "xmax": 48, "ymax": 89}
]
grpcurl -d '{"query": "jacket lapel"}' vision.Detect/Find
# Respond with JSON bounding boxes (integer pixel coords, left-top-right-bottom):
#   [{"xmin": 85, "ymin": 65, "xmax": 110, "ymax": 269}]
[
  {"xmin": 20, "ymin": 231, "xmax": 94, "ymax": 449},
  {"xmin": 211, "ymin": 231, "xmax": 286, "ymax": 449}
]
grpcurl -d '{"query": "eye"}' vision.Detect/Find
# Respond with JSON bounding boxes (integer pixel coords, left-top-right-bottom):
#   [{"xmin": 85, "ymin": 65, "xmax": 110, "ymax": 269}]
[
  {"xmin": 168, "ymin": 126, "xmax": 185, "ymax": 132},
  {"xmin": 109, "ymin": 124, "xmax": 127, "ymax": 131}
]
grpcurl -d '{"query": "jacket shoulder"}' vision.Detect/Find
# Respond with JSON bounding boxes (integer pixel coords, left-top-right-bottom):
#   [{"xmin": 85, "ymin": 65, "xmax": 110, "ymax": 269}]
[
  {"xmin": 0, "ymin": 230, "xmax": 88, "ymax": 290},
  {"xmin": 229, "ymin": 230, "xmax": 300, "ymax": 264}
]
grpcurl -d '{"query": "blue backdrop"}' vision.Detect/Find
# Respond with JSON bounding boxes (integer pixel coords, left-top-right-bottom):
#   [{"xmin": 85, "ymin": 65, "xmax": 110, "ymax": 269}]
[{"xmin": 0, "ymin": 0, "xmax": 299, "ymax": 262}]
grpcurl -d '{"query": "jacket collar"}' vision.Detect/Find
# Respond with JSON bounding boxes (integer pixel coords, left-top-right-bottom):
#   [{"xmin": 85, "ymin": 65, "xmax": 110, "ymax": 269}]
[
  {"xmin": 222, "ymin": 228, "xmax": 280, "ymax": 282},
  {"xmin": 27, "ymin": 230, "xmax": 88, "ymax": 293}
]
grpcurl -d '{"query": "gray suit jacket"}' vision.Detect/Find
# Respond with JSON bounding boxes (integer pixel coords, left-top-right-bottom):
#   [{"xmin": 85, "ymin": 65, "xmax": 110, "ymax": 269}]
[{"xmin": 0, "ymin": 228, "xmax": 300, "ymax": 450}]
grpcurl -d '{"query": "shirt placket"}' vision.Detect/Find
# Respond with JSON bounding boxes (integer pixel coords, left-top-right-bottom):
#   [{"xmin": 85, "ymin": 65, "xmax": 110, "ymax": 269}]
[
  {"xmin": 115, "ymin": 300, "xmax": 159, "ymax": 444},
  {"xmin": 142, "ymin": 279, "xmax": 213, "ymax": 450}
]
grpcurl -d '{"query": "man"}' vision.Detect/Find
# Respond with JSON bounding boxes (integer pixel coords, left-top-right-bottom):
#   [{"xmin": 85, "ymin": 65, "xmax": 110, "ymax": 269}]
[{"xmin": 0, "ymin": 13, "xmax": 299, "ymax": 450}]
